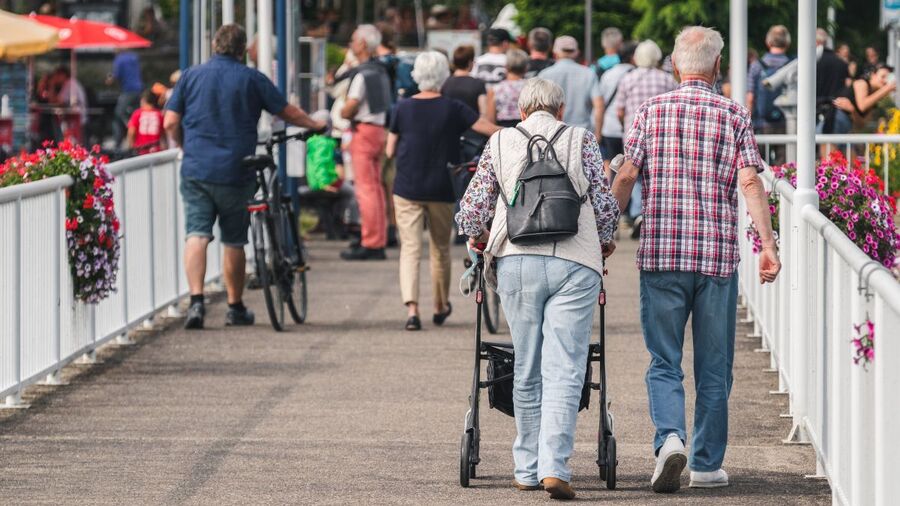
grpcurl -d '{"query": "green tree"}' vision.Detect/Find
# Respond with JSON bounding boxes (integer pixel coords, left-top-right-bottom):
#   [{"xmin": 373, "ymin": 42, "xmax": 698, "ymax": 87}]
[{"xmin": 513, "ymin": 0, "xmax": 639, "ymax": 61}]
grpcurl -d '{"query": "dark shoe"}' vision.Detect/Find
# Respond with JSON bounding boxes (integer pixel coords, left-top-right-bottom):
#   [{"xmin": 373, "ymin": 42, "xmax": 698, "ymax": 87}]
[
  {"xmin": 433, "ymin": 302, "xmax": 452, "ymax": 325},
  {"xmin": 513, "ymin": 480, "xmax": 541, "ymax": 491},
  {"xmin": 184, "ymin": 302, "xmax": 205, "ymax": 329},
  {"xmin": 542, "ymin": 478, "xmax": 576, "ymax": 500},
  {"xmin": 225, "ymin": 307, "xmax": 255, "ymax": 326},
  {"xmin": 631, "ymin": 215, "xmax": 643, "ymax": 240},
  {"xmin": 405, "ymin": 315, "xmax": 422, "ymax": 331},
  {"xmin": 340, "ymin": 246, "xmax": 386, "ymax": 261},
  {"xmin": 387, "ymin": 225, "xmax": 398, "ymax": 248}
]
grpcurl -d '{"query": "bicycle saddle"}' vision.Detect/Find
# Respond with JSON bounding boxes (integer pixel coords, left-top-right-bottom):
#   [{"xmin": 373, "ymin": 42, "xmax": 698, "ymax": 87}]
[{"xmin": 242, "ymin": 154, "xmax": 274, "ymax": 170}]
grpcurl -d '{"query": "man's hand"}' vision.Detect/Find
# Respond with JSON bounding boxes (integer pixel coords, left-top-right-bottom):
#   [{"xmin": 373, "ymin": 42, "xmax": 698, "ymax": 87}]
[
  {"xmin": 602, "ymin": 241, "xmax": 616, "ymax": 258},
  {"xmin": 759, "ymin": 247, "xmax": 781, "ymax": 284}
]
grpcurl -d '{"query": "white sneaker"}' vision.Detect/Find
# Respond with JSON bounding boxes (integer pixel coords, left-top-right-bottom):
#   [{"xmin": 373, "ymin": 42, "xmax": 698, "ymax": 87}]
[
  {"xmin": 689, "ymin": 469, "xmax": 729, "ymax": 488},
  {"xmin": 651, "ymin": 433, "xmax": 687, "ymax": 493}
]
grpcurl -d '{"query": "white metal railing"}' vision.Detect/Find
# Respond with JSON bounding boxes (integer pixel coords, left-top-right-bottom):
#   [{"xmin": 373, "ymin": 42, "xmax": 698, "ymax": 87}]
[
  {"xmin": 756, "ymin": 133, "xmax": 900, "ymax": 195},
  {"xmin": 738, "ymin": 170, "xmax": 900, "ymax": 506},
  {"xmin": 0, "ymin": 150, "xmax": 223, "ymax": 407}
]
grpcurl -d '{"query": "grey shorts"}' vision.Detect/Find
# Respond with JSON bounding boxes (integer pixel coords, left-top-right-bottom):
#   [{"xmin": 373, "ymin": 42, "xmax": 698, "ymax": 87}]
[{"xmin": 180, "ymin": 177, "xmax": 257, "ymax": 247}]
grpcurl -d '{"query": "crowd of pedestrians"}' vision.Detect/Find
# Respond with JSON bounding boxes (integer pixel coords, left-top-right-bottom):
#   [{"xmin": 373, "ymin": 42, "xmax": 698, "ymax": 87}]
[{"xmin": 169, "ymin": 13, "xmax": 900, "ymax": 500}]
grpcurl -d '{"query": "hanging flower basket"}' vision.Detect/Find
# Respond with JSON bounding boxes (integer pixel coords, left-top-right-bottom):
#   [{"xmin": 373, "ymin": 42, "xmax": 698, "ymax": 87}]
[
  {"xmin": 0, "ymin": 142, "xmax": 120, "ymax": 303},
  {"xmin": 747, "ymin": 151, "xmax": 900, "ymax": 271}
]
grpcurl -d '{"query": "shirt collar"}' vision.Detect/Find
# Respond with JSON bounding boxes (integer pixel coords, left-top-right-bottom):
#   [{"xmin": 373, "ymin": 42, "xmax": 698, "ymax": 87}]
[
  {"xmin": 678, "ymin": 78, "xmax": 714, "ymax": 91},
  {"xmin": 211, "ymin": 54, "xmax": 240, "ymax": 64}
]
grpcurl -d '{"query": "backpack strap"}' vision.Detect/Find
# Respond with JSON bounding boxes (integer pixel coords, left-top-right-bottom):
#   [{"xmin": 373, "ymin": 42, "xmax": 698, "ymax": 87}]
[{"xmin": 494, "ymin": 129, "xmax": 511, "ymax": 206}]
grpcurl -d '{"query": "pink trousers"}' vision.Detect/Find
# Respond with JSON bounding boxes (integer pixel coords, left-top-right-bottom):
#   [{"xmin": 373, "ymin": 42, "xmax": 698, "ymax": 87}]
[{"xmin": 350, "ymin": 124, "xmax": 387, "ymax": 249}]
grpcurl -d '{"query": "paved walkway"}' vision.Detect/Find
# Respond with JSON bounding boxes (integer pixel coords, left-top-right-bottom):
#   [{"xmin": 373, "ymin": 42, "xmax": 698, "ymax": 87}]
[{"xmin": 0, "ymin": 238, "xmax": 830, "ymax": 504}]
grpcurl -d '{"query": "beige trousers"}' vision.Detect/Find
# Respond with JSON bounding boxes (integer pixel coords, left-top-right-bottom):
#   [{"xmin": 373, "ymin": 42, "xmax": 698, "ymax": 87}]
[{"xmin": 393, "ymin": 195, "xmax": 454, "ymax": 308}]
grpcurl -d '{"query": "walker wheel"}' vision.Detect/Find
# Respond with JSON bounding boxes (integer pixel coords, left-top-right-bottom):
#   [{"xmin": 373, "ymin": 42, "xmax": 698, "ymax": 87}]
[
  {"xmin": 605, "ymin": 436, "xmax": 617, "ymax": 489},
  {"xmin": 459, "ymin": 431, "xmax": 473, "ymax": 487}
]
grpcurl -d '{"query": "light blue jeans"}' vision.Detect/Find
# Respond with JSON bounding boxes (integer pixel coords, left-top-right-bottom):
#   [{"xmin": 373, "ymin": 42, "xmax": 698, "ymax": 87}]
[
  {"xmin": 639, "ymin": 270, "xmax": 738, "ymax": 472},
  {"xmin": 496, "ymin": 255, "xmax": 601, "ymax": 485},
  {"xmin": 629, "ymin": 178, "xmax": 642, "ymax": 219}
]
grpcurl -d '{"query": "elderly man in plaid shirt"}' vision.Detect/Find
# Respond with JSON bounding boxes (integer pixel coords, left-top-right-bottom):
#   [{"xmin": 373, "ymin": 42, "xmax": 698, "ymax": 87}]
[{"xmin": 611, "ymin": 26, "xmax": 781, "ymax": 494}]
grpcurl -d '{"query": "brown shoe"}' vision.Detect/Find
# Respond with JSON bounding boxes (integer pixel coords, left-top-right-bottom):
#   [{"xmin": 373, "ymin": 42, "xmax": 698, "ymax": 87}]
[
  {"xmin": 542, "ymin": 478, "xmax": 576, "ymax": 500},
  {"xmin": 513, "ymin": 480, "xmax": 541, "ymax": 491}
]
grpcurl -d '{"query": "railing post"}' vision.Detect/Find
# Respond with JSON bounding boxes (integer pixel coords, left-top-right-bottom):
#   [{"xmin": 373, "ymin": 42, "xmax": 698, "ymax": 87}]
[
  {"xmin": 786, "ymin": 0, "xmax": 817, "ymax": 444},
  {"xmin": 43, "ymin": 189, "xmax": 66, "ymax": 384},
  {"xmin": 144, "ymin": 166, "xmax": 156, "ymax": 329},
  {"xmin": 116, "ymin": 172, "xmax": 134, "ymax": 345},
  {"xmin": 4, "ymin": 197, "xmax": 27, "ymax": 408},
  {"xmin": 874, "ymin": 296, "xmax": 900, "ymax": 505},
  {"xmin": 170, "ymin": 159, "xmax": 182, "ymax": 318}
]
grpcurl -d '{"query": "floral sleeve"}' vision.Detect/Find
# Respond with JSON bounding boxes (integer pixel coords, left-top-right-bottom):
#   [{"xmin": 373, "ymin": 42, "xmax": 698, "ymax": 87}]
[
  {"xmin": 455, "ymin": 143, "xmax": 499, "ymax": 237},
  {"xmin": 581, "ymin": 131, "xmax": 620, "ymax": 244}
]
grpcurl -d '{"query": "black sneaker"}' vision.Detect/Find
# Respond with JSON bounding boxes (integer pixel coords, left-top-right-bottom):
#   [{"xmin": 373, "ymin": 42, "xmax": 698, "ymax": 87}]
[
  {"xmin": 184, "ymin": 302, "xmax": 205, "ymax": 329},
  {"xmin": 225, "ymin": 307, "xmax": 255, "ymax": 326},
  {"xmin": 631, "ymin": 215, "xmax": 643, "ymax": 240},
  {"xmin": 340, "ymin": 246, "xmax": 386, "ymax": 261}
]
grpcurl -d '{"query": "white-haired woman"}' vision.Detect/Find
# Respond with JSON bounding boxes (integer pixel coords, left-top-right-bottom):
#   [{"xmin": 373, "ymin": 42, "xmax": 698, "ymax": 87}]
[
  {"xmin": 386, "ymin": 51, "xmax": 499, "ymax": 331},
  {"xmin": 614, "ymin": 39, "xmax": 677, "ymax": 234},
  {"xmin": 456, "ymin": 78, "xmax": 619, "ymax": 499},
  {"xmin": 487, "ymin": 49, "xmax": 529, "ymax": 127}
]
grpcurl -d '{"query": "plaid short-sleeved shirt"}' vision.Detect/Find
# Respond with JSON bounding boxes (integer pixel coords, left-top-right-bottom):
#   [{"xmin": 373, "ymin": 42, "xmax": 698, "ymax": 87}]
[{"xmin": 624, "ymin": 79, "xmax": 764, "ymax": 278}]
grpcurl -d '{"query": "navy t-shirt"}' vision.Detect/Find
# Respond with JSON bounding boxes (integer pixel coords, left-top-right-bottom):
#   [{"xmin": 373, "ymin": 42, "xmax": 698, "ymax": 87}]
[
  {"xmin": 165, "ymin": 55, "xmax": 288, "ymax": 185},
  {"xmin": 389, "ymin": 96, "xmax": 478, "ymax": 202}
]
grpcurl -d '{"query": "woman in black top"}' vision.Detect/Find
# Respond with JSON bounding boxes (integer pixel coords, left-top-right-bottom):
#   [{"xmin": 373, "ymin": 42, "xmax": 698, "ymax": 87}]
[
  {"xmin": 441, "ymin": 45, "xmax": 486, "ymax": 115},
  {"xmin": 834, "ymin": 64, "xmax": 897, "ymax": 133},
  {"xmin": 387, "ymin": 51, "xmax": 498, "ymax": 331}
]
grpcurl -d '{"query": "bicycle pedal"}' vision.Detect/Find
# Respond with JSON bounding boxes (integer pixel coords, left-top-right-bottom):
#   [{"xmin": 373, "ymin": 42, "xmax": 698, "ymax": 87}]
[{"xmin": 294, "ymin": 264, "xmax": 310, "ymax": 272}]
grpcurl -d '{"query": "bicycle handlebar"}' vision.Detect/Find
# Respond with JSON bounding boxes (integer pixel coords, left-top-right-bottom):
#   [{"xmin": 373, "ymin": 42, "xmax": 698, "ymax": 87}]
[{"xmin": 258, "ymin": 128, "xmax": 327, "ymax": 147}]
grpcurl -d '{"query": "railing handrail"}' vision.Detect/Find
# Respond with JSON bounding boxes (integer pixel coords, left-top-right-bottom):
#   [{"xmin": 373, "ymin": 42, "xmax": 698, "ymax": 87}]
[
  {"xmin": 800, "ymin": 205, "xmax": 900, "ymax": 313},
  {"xmin": 759, "ymin": 168, "xmax": 796, "ymax": 204},
  {"xmin": 756, "ymin": 133, "xmax": 900, "ymax": 144},
  {"xmin": 0, "ymin": 175, "xmax": 73, "ymax": 204},
  {"xmin": 106, "ymin": 149, "xmax": 180, "ymax": 176}
]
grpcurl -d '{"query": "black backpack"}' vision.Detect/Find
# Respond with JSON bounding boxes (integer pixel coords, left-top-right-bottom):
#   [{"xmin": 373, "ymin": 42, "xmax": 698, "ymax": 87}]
[
  {"xmin": 496, "ymin": 125, "xmax": 585, "ymax": 246},
  {"xmin": 754, "ymin": 56, "xmax": 793, "ymax": 123}
]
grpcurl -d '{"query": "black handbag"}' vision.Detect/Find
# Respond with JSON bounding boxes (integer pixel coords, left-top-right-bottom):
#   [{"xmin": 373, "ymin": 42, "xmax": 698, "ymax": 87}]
[{"xmin": 496, "ymin": 125, "xmax": 586, "ymax": 246}]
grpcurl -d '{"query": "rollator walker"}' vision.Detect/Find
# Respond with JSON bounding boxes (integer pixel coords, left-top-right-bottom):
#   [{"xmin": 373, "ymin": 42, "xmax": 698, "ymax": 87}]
[{"xmin": 458, "ymin": 249, "xmax": 618, "ymax": 489}]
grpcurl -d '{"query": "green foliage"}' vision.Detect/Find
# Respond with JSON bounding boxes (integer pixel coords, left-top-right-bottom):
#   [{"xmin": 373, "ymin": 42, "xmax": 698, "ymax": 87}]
[{"xmin": 513, "ymin": 0, "xmax": 638, "ymax": 59}]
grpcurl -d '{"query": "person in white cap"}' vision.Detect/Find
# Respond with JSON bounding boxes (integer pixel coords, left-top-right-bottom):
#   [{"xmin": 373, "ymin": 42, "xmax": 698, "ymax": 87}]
[{"xmin": 537, "ymin": 35, "xmax": 602, "ymax": 139}]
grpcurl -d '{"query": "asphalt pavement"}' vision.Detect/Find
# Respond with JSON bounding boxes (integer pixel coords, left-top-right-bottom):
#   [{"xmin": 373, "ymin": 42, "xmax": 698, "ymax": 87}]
[{"xmin": 0, "ymin": 237, "xmax": 831, "ymax": 505}]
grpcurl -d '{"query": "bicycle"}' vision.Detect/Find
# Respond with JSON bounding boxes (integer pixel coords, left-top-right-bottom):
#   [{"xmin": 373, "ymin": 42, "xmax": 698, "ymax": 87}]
[
  {"xmin": 450, "ymin": 155, "xmax": 504, "ymax": 335},
  {"xmin": 242, "ymin": 129, "xmax": 323, "ymax": 331}
]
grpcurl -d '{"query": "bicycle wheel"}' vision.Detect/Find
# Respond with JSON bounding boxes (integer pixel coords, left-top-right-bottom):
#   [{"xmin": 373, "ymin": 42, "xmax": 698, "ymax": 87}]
[
  {"xmin": 257, "ymin": 211, "xmax": 286, "ymax": 331},
  {"xmin": 280, "ymin": 204, "xmax": 308, "ymax": 324},
  {"xmin": 483, "ymin": 287, "xmax": 502, "ymax": 334}
]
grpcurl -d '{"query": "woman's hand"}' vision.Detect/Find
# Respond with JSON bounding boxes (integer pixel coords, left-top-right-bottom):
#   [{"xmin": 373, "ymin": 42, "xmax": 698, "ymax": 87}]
[
  {"xmin": 467, "ymin": 231, "xmax": 490, "ymax": 253},
  {"xmin": 832, "ymin": 97, "xmax": 854, "ymax": 113},
  {"xmin": 602, "ymin": 241, "xmax": 616, "ymax": 258}
]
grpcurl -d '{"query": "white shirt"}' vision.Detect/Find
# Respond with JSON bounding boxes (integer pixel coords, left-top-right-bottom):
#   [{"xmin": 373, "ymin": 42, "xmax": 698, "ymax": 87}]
[
  {"xmin": 347, "ymin": 74, "xmax": 387, "ymax": 126},
  {"xmin": 472, "ymin": 52, "xmax": 508, "ymax": 84},
  {"xmin": 597, "ymin": 63, "xmax": 634, "ymax": 138}
]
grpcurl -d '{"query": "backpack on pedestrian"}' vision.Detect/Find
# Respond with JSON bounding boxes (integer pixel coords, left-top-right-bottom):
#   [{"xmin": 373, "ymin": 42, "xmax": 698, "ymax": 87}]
[
  {"xmin": 496, "ymin": 125, "xmax": 586, "ymax": 245},
  {"xmin": 754, "ymin": 57, "xmax": 793, "ymax": 123}
]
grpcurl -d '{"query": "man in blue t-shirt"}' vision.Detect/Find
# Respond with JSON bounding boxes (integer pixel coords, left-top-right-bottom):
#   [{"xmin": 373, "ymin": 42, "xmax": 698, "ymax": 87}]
[
  {"xmin": 107, "ymin": 50, "xmax": 144, "ymax": 147},
  {"xmin": 163, "ymin": 24, "xmax": 326, "ymax": 330}
]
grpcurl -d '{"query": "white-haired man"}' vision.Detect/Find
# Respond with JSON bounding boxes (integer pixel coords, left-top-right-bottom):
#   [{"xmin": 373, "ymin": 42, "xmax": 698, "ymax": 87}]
[
  {"xmin": 611, "ymin": 26, "xmax": 781, "ymax": 493},
  {"xmin": 594, "ymin": 27, "xmax": 624, "ymax": 77},
  {"xmin": 457, "ymin": 78, "xmax": 619, "ymax": 500},
  {"xmin": 538, "ymin": 35, "xmax": 603, "ymax": 138},
  {"xmin": 615, "ymin": 39, "xmax": 677, "ymax": 235},
  {"xmin": 340, "ymin": 24, "xmax": 393, "ymax": 260}
]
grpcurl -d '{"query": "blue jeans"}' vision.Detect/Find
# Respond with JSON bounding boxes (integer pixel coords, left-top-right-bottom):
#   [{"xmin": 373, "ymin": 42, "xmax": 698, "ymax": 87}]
[
  {"xmin": 496, "ymin": 255, "xmax": 601, "ymax": 485},
  {"xmin": 629, "ymin": 178, "xmax": 642, "ymax": 219},
  {"xmin": 639, "ymin": 270, "xmax": 738, "ymax": 472}
]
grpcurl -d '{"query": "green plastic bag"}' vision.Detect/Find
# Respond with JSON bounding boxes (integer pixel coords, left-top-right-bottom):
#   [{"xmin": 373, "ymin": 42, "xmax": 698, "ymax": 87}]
[{"xmin": 306, "ymin": 135, "xmax": 338, "ymax": 191}]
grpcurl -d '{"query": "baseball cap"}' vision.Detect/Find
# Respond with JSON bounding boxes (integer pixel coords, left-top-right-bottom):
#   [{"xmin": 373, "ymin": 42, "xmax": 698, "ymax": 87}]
[
  {"xmin": 487, "ymin": 28, "xmax": 513, "ymax": 45},
  {"xmin": 553, "ymin": 35, "xmax": 579, "ymax": 54}
]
